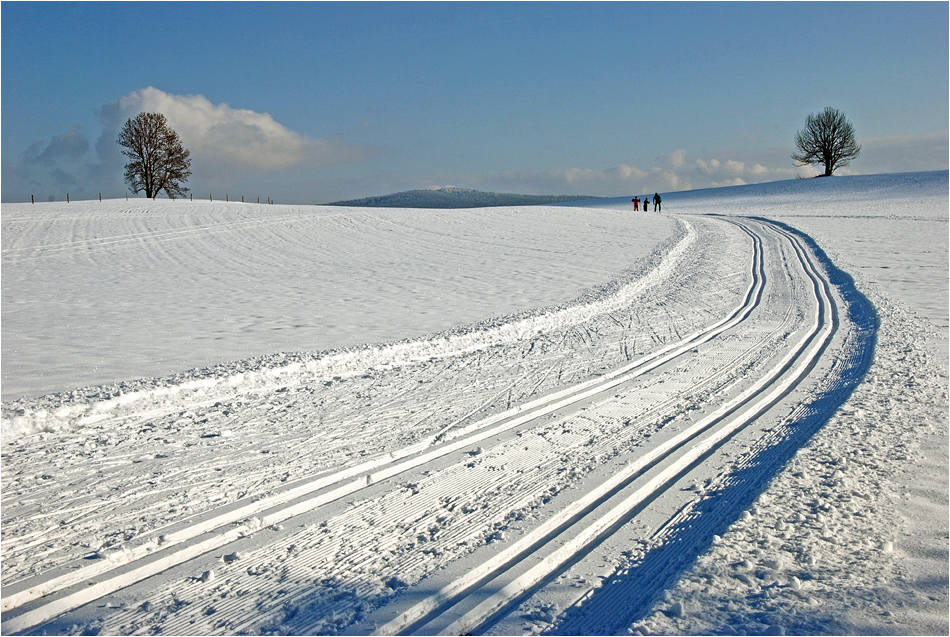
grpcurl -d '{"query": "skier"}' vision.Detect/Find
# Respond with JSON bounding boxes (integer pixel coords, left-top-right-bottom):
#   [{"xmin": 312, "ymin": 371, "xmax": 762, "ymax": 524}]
[
  {"xmin": 653, "ymin": 193, "xmax": 662, "ymax": 212},
  {"xmin": 632, "ymin": 196, "xmax": 640, "ymax": 211}
]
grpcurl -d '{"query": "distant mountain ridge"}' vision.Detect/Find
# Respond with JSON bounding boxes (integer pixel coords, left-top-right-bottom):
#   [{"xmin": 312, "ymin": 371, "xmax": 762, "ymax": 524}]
[{"xmin": 328, "ymin": 187, "xmax": 602, "ymax": 209}]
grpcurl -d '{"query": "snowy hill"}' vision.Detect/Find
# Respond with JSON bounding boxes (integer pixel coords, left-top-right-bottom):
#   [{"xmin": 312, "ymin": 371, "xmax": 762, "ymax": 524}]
[
  {"xmin": 1, "ymin": 171, "xmax": 946, "ymax": 636},
  {"xmin": 328, "ymin": 186, "xmax": 602, "ymax": 208}
]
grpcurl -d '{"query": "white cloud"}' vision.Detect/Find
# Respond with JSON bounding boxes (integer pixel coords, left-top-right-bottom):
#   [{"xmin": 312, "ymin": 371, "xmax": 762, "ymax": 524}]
[
  {"xmin": 481, "ymin": 149, "xmax": 801, "ymax": 197},
  {"xmin": 108, "ymin": 87, "xmax": 372, "ymax": 172},
  {"xmin": 724, "ymin": 159, "xmax": 746, "ymax": 176},
  {"xmin": 612, "ymin": 164, "xmax": 650, "ymax": 181},
  {"xmin": 710, "ymin": 177, "xmax": 748, "ymax": 188},
  {"xmin": 526, "ymin": 137, "xmax": 947, "ymax": 198},
  {"xmin": 24, "ymin": 125, "xmax": 89, "ymax": 165},
  {"xmin": 8, "ymin": 87, "xmax": 375, "ymax": 201},
  {"xmin": 670, "ymin": 149, "xmax": 687, "ymax": 169},
  {"xmin": 697, "ymin": 158, "xmax": 721, "ymax": 173}
]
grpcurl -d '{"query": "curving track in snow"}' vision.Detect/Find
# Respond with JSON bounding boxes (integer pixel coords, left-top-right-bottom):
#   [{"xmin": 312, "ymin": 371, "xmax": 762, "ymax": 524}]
[
  {"xmin": 1, "ymin": 212, "xmax": 866, "ymax": 635},
  {"xmin": 381, "ymin": 220, "xmax": 835, "ymax": 636}
]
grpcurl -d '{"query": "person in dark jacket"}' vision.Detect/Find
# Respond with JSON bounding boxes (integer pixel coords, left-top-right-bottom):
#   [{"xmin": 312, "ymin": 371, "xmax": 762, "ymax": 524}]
[{"xmin": 653, "ymin": 193, "xmax": 662, "ymax": 212}]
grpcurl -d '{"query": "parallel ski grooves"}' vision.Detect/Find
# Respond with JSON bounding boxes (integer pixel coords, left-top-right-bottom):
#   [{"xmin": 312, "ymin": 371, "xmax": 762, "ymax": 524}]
[
  {"xmin": 1, "ymin": 220, "xmax": 759, "ymax": 634},
  {"xmin": 375, "ymin": 219, "xmax": 834, "ymax": 636}
]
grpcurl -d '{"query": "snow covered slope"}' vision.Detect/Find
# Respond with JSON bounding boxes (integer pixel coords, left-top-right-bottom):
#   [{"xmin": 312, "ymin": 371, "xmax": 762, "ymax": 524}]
[
  {"xmin": 2, "ymin": 203, "xmax": 675, "ymax": 400},
  {"xmin": 1, "ymin": 172, "xmax": 946, "ymax": 635}
]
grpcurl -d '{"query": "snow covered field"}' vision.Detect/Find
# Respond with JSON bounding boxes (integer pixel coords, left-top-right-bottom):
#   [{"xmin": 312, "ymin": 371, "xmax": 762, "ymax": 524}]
[
  {"xmin": 1, "ymin": 171, "xmax": 946, "ymax": 635},
  {"xmin": 1, "ymin": 203, "xmax": 676, "ymax": 401}
]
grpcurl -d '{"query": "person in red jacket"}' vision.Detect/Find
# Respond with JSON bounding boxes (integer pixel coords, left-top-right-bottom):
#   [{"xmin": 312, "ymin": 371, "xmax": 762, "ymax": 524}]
[{"xmin": 632, "ymin": 196, "xmax": 640, "ymax": 211}]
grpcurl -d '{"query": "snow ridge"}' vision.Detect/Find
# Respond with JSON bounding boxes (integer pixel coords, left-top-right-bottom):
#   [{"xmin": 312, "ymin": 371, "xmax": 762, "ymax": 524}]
[{"xmin": 2, "ymin": 221, "xmax": 692, "ymax": 441}]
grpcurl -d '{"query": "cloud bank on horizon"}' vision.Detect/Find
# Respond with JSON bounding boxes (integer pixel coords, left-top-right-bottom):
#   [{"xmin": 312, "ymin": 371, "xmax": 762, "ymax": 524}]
[
  {"xmin": 8, "ymin": 87, "xmax": 949, "ymax": 204},
  {"xmin": 12, "ymin": 87, "xmax": 374, "ymax": 202},
  {"xmin": 482, "ymin": 132, "xmax": 949, "ymax": 197}
]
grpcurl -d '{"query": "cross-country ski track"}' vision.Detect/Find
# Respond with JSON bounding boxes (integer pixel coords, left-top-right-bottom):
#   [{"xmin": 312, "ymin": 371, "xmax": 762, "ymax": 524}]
[{"xmin": 0, "ymin": 207, "xmax": 881, "ymax": 635}]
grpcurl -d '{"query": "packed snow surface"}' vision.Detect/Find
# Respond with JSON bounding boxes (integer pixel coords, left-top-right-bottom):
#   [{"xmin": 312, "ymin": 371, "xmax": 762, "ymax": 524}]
[
  {"xmin": 2, "ymin": 203, "xmax": 674, "ymax": 400},
  {"xmin": 1, "ymin": 171, "xmax": 946, "ymax": 636}
]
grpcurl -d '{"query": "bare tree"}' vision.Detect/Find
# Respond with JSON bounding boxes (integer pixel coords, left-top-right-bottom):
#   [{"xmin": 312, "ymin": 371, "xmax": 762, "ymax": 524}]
[
  {"xmin": 792, "ymin": 107, "xmax": 861, "ymax": 177},
  {"xmin": 118, "ymin": 112, "xmax": 192, "ymax": 198}
]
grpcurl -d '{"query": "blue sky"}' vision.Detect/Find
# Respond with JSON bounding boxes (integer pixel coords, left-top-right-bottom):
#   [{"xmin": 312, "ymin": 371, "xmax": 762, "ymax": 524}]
[{"xmin": 2, "ymin": 1, "xmax": 947, "ymax": 203}]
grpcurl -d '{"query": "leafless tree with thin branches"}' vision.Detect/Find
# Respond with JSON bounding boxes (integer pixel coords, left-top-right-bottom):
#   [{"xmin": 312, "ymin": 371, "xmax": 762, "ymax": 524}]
[
  {"xmin": 118, "ymin": 112, "xmax": 192, "ymax": 198},
  {"xmin": 792, "ymin": 107, "xmax": 861, "ymax": 177}
]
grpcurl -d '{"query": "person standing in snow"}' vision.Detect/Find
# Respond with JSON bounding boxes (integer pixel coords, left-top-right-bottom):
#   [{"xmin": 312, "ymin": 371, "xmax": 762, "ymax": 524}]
[
  {"xmin": 632, "ymin": 196, "xmax": 640, "ymax": 211},
  {"xmin": 653, "ymin": 193, "xmax": 662, "ymax": 212}
]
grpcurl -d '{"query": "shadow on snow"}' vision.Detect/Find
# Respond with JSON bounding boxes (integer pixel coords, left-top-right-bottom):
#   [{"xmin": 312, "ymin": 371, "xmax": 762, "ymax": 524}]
[{"xmin": 545, "ymin": 219, "xmax": 879, "ymax": 636}]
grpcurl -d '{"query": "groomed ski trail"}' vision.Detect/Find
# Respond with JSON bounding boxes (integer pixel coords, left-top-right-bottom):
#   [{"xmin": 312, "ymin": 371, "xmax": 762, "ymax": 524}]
[
  {"xmin": 380, "ymin": 221, "xmax": 835, "ymax": 636},
  {"xmin": 1, "ymin": 214, "xmax": 869, "ymax": 636}
]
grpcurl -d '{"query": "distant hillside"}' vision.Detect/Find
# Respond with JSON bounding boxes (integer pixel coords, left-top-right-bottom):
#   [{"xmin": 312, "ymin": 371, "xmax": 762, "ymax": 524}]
[{"xmin": 328, "ymin": 187, "xmax": 602, "ymax": 209}]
